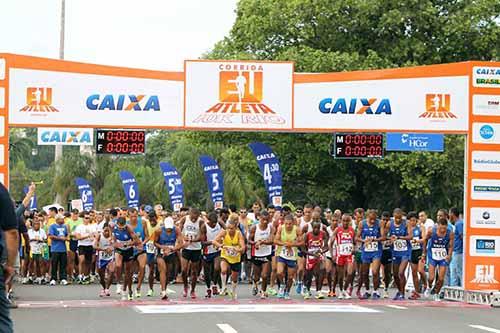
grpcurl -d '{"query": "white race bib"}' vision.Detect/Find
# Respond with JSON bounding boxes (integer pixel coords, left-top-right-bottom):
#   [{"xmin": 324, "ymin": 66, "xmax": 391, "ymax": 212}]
[
  {"xmin": 225, "ymin": 247, "xmax": 238, "ymax": 258},
  {"xmin": 393, "ymin": 239, "xmax": 408, "ymax": 252},
  {"xmin": 31, "ymin": 243, "xmax": 41, "ymax": 255},
  {"xmin": 364, "ymin": 241, "xmax": 378, "ymax": 252},
  {"xmin": 280, "ymin": 246, "xmax": 296, "ymax": 260},
  {"xmin": 146, "ymin": 241, "xmax": 156, "ymax": 254},
  {"xmin": 339, "ymin": 243, "xmax": 353, "ymax": 256},
  {"xmin": 99, "ymin": 250, "xmax": 113, "ymax": 261},
  {"xmin": 411, "ymin": 237, "xmax": 421, "ymax": 250},
  {"xmin": 431, "ymin": 247, "xmax": 447, "ymax": 261}
]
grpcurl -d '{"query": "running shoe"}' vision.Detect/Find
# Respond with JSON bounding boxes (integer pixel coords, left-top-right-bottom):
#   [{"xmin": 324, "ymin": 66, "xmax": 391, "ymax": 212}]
[
  {"xmin": 267, "ymin": 287, "xmax": 278, "ymax": 296},
  {"xmin": 205, "ymin": 288, "xmax": 212, "ymax": 299},
  {"xmin": 277, "ymin": 287, "xmax": 285, "ymax": 299},
  {"xmin": 392, "ymin": 292, "xmax": 401, "ymax": 300},
  {"xmin": 284, "ymin": 292, "xmax": 291, "ymax": 300},
  {"xmin": 221, "ymin": 288, "xmax": 229, "ymax": 296},
  {"xmin": 116, "ymin": 284, "xmax": 122, "ymax": 295},
  {"xmin": 409, "ymin": 292, "xmax": 420, "ymax": 300},
  {"xmin": 315, "ymin": 291, "xmax": 325, "ymax": 300},
  {"xmin": 252, "ymin": 286, "xmax": 258, "ymax": 296},
  {"xmin": 372, "ymin": 292, "xmax": 381, "ymax": 299},
  {"xmin": 259, "ymin": 291, "xmax": 267, "ymax": 299},
  {"xmin": 343, "ymin": 291, "xmax": 352, "ymax": 300},
  {"xmin": 359, "ymin": 292, "xmax": 370, "ymax": 300},
  {"xmin": 433, "ymin": 294, "xmax": 441, "ymax": 302},
  {"xmin": 304, "ymin": 290, "xmax": 312, "ymax": 300},
  {"xmin": 382, "ymin": 290, "xmax": 389, "ymax": 299},
  {"xmin": 60, "ymin": 279, "xmax": 68, "ymax": 286},
  {"xmin": 105, "ymin": 289, "xmax": 111, "ymax": 296},
  {"xmin": 348, "ymin": 286, "xmax": 353, "ymax": 296},
  {"xmin": 147, "ymin": 289, "xmax": 154, "ymax": 297},
  {"xmin": 182, "ymin": 288, "xmax": 188, "ymax": 298},
  {"xmin": 295, "ymin": 282, "xmax": 303, "ymax": 295},
  {"xmin": 99, "ymin": 289, "xmax": 106, "ymax": 297},
  {"xmin": 190, "ymin": 291, "xmax": 197, "ymax": 299},
  {"xmin": 328, "ymin": 290, "xmax": 336, "ymax": 298},
  {"xmin": 128, "ymin": 293, "xmax": 133, "ymax": 301},
  {"xmin": 231, "ymin": 293, "xmax": 238, "ymax": 301},
  {"xmin": 338, "ymin": 292, "xmax": 345, "ymax": 300},
  {"xmin": 134, "ymin": 290, "xmax": 141, "ymax": 298},
  {"xmin": 161, "ymin": 291, "xmax": 168, "ymax": 300},
  {"xmin": 356, "ymin": 290, "xmax": 362, "ymax": 299},
  {"xmin": 212, "ymin": 285, "xmax": 219, "ymax": 296},
  {"xmin": 423, "ymin": 288, "xmax": 430, "ymax": 299},
  {"xmin": 49, "ymin": 280, "xmax": 56, "ymax": 286}
]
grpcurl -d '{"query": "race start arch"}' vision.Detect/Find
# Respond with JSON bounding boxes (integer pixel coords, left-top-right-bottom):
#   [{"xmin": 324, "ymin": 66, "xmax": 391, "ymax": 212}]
[{"xmin": 0, "ymin": 53, "xmax": 499, "ymax": 292}]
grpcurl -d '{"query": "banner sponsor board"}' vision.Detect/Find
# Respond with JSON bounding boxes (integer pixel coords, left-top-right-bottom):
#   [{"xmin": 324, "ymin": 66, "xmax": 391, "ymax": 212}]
[
  {"xmin": 294, "ymin": 76, "xmax": 468, "ymax": 131},
  {"xmin": 38, "ymin": 128, "xmax": 93, "ymax": 145},
  {"xmin": 184, "ymin": 61, "xmax": 294, "ymax": 130},
  {"xmin": 386, "ymin": 133, "xmax": 444, "ymax": 152},
  {"xmin": 471, "ymin": 179, "xmax": 500, "ymax": 201},
  {"xmin": 473, "ymin": 95, "xmax": 500, "ymax": 116},
  {"xmin": 473, "ymin": 66, "xmax": 500, "ymax": 88},
  {"xmin": 472, "ymin": 122, "xmax": 500, "ymax": 144},
  {"xmin": 9, "ymin": 68, "xmax": 183, "ymax": 128},
  {"xmin": 470, "ymin": 207, "xmax": 500, "ymax": 229},
  {"xmin": 471, "ymin": 151, "xmax": 500, "ymax": 173},
  {"xmin": 469, "ymin": 235, "xmax": 500, "ymax": 257}
]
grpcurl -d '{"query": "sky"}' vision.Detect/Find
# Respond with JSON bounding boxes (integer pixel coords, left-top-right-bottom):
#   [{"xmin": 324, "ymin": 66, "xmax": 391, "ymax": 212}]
[{"xmin": 0, "ymin": 0, "xmax": 238, "ymax": 71}]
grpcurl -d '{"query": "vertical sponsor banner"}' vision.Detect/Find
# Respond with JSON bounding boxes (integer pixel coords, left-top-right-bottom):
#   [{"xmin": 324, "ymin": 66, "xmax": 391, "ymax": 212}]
[
  {"xmin": 23, "ymin": 186, "xmax": 37, "ymax": 211},
  {"xmin": 159, "ymin": 162, "xmax": 185, "ymax": 212},
  {"xmin": 74, "ymin": 178, "xmax": 94, "ymax": 211},
  {"xmin": 199, "ymin": 155, "xmax": 224, "ymax": 209},
  {"xmin": 248, "ymin": 142, "xmax": 283, "ymax": 207},
  {"xmin": 119, "ymin": 171, "xmax": 139, "ymax": 208},
  {"xmin": 465, "ymin": 62, "xmax": 500, "ymax": 290}
]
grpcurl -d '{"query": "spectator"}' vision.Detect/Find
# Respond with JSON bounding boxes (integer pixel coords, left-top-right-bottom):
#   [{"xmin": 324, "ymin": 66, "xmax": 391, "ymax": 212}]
[
  {"xmin": 449, "ymin": 207, "xmax": 463, "ymax": 287},
  {"xmin": 48, "ymin": 215, "xmax": 69, "ymax": 285}
]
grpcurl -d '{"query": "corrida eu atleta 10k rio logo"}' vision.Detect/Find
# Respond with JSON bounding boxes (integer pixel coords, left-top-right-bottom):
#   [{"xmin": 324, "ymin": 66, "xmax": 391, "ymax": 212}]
[
  {"xmin": 419, "ymin": 93, "xmax": 457, "ymax": 119},
  {"xmin": 192, "ymin": 63, "xmax": 286, "ymax": 125},
  {"xmin": 19, "ymin": 87, "xmax": 59, "ymax": 112}
]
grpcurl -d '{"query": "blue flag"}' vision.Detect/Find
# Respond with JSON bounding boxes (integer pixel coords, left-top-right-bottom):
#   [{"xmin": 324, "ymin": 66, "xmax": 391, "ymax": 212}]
[
  {"xmin": 74, "ymin": 178, "xmax": 94, "ymax": 211},
  {"xmin": 199, "ymin": 155, "xmax": 224, "ymax": 209},
  {"xmin": 119, "ymin": 171, "xmax": 139, "ymax": 208},
  {"xmin": 248, "ymin": 142, "xmax": 283, "ymax": 207},
  {"xmin": 159, "ymin": 162, "xmax": 185, "ymax": 212},
  {"xmin": 23, "ymin": 186, "xmax": 37, "ymax": 211}
]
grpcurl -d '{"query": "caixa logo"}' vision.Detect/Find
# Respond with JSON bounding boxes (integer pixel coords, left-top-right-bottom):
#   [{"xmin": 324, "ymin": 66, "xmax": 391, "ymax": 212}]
[
  {"xmin": 319, "ymin": 98, "xmax": 392, "ymax": 114},
  {"xmin": 86, "ymin": 94, "xmax": 160, "ymax": 111}
]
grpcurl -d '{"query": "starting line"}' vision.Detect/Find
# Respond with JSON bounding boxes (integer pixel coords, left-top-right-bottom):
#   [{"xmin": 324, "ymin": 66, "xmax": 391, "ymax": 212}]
[{"xmin": 134, "ymin": 303, "xmax": 381, "ymax": 314}]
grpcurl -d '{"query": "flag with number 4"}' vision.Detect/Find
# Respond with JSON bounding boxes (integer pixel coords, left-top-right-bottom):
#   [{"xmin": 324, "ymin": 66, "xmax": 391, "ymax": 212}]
[
  {"xmin": 118, "ymin": 171, "xmax": 139, "ymax": 208},
  {"xmin": 248, "ymin": 142, "xmax": 283, "ymax": 207},
  {"xmin": 74, "ymin": 178, "xmax": 94, "ymax": 211},
  {"xmin": 159, "ymin": 162, "xmax": 185, "ymax": 212},
  {"xmin": 199, "ymin": 155, "xmax": 224, "ymax": 209}
]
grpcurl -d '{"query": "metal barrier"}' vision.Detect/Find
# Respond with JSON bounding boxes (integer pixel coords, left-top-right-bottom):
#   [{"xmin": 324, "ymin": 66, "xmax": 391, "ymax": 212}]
[{"xmin": 443, "ymin": 287, "xmax": 500, "ymax": 307}]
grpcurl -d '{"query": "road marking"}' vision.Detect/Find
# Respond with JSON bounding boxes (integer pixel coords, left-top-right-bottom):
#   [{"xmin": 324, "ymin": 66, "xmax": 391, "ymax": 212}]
[
  {"xmin": 135, "ymin": 303, "xmax": 381, "ymax": 314},
  {"xmin": 470, "ymin": 325, "xmax": 500, "ymax": 333},
  {"xmin": 217, "ymin": 324, "xmax": 238, "ymax": 333},
  {"xmin": 385, "ymin": 305, "xmax": 408, "ymax": 310}
]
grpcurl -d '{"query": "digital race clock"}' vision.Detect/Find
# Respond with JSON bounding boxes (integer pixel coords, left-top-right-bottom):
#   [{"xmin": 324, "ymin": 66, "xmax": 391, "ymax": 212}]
[
  {"xmin": 332, "ymin": 133, "xmax": 384, "ymax": 159},
  {"xmin": 95, "ymin": 130, "xmax": 145, "ymax": 155}
]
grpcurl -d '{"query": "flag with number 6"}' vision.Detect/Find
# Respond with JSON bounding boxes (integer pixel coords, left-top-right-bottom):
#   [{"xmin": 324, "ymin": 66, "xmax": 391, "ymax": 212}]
[
  {"xmin": 199, "ymin": 155, "xmax": 224, "ymax": 209},
  {"xmin": 74, "ymin": 178, "xmax": 94, "ymax": 211},
  {"xmin": 119, "ymin": 171, "xmax": 139, "ymax": 208},
  {"xmin": 159, "ymin": 162, "xmax": 185, "ymax": 212},
  {"xmin": 248, "ymin": 142, "xmax": 283, "ymax": 207}
]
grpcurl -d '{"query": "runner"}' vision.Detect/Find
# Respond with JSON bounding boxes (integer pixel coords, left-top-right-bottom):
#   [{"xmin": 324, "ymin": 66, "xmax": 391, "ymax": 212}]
[
  {"xmin": 296, "ymin": 204, "xmax": 313, "ymax": 294},
  {"xmin": 67, "ymin": 209, "xmax": 82, "ymax": 283},
  {"xmin": 179, "ymin": 207, "xmax": 206, "ymax": 299},
  {"xmin": 129, "ymin": 208, "xmax": 147, "ymax": 298},
  {"xmin": 332, "ymin": 213, "xmax": 355, "ymax": 299},
  {"xmin": 356, "ymin": 209, "xmax": 383, "ymax": 299},
  {"xmin": 325, "ymin": 215, "xmax": 338, "ymax": 297},
  {"xmin": 352, "ymin": 208, "xmax": 365, "ymax": 297},
  {"xmin": 154, "ymin": 216, "xmax": 182, "ymax": 300},
  {"xmin": 423, "ymin": 217, "xmax": 454, "ymax": 301},
  {"xmin": 303, "ymin": 221, "xmax": 329, "ymax": 300},
  {"xmin": 112, "ymin": 217, "xmax": 138, "ymax": 301},
  {"xmin": 74, "ymin": 213, "xmax": 98, "ymax": 284},
  {"xmin": 388, "ymin": 208, "xmax": 412, "ymax": 300},
  {"xmin": 380, "ymin": 211, "xmax": 392, "ymax": 298},
  {"xmin": 408, "ymin": 211, "xmax": 427, "ymax": 300},
  {"xmin": 27, "ymin": 218, "xmax": 47, "ymax": 284},
  {"xmin": 144, "ymin": 212, "xmax": 161, "ymax": 297},
  {"xmin": 202, "ymin": 212, "xmax": 224, "ymax": 298},
  {"xmin": 213, "ymin": 214, "xmax": 245, "ymax": 300},
  {"xmin": 275, "ymin": 214, "xmax": 304, "ymax": 299},
  {"xmin": 249, "ymin": 210, "xmax": 275, "ymax": 299},
  {"xmin": 94, "ymin": 225, "xmax": 114, "ymax": 297}
]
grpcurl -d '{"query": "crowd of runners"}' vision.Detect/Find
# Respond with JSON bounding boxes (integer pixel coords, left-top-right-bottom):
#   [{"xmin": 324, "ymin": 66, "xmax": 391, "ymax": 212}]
[{"xmin": 16, "ymin": 185, "xmax": 464, "ymax": 303}]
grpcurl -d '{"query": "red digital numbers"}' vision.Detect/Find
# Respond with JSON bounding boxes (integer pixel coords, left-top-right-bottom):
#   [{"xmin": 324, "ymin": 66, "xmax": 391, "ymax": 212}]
[
  {"xmin": 98, "ymin": 130, "xmax": 145, "ymax": 155},
  {"xmin": 335, "ymin": 134, "xmax": 383, "ymax": 158}
]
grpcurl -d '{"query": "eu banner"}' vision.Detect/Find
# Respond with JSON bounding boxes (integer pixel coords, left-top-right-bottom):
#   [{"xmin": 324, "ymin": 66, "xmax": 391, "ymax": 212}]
[
  {"xmin": 199, "ymin": 155, "xmax": 224, "ymax": 209},
  {"xmin": 159, "ymin": 162, "xmax": 185, "ymax": 212},
  {"xmin": 74, "ymin": 178, "xmax": 94, "ymax": 211},
  {"xmin": 248, "ymin": 142, "xmax": 283, "ymax": 207},
  {"xmin": 119, "ymin": 171, "xmax": 139, "ymax": 208}
]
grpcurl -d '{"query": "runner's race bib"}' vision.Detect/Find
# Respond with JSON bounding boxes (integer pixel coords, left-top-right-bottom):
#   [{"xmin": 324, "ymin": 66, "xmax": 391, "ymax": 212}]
[
  {"xmin": 393, "ymin": 239, "xmax": 408, "ymax": 252},
  {"xmin": 99, "ymin": 250, "xmax": 113, "ymax": 261},
  {"xmin": 364, "ymin": 240, "xmax": 378, "ymax": 252},
  {"xmin": 411, "ymin": 237, "xmax": 421, "ymax": 250},
  {"xmin": 225, "ymin": 246, "xmax": 238, "ymax": 258},
  {"xmin": 280, "ymin": 246, "xmax": 295, "ymax": 260},
  {"xmin": 161, "ymin": 246, "xmax": 174, "ymax": 256},
  {"xmin": 146, "ymin": 241, "xmax": 156, "ymax": 254},
  {"xmin": 431, "ymin": 247, "xmax": 447, "ymax": 261},
  {"xmin": 339, "ymin": 243, "xmax": 353, "ymax": 256}
]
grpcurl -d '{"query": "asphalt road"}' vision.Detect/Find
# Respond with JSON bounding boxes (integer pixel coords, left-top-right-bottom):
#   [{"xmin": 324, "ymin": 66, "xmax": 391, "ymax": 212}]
[{"xmin": 11, "ymin": 283, "xmax": 500, "ymax": 333}]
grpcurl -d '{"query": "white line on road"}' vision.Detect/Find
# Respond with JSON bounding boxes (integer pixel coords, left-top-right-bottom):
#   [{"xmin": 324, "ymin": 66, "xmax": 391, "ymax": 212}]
[
  {"xmin": 217, "ymin": 324, "xmax": 238, "ymax": 333},
  {"xmin": 385, "ymin": 305, "xmax": 408, "ymax": 310},
  {"xmin": 470, "ymin": 325, "xmax": 500, "ymax": 333}
]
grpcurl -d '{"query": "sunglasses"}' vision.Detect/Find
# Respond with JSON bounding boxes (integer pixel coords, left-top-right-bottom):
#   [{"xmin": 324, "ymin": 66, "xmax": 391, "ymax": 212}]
[
  {"xmin": 239, "ymin": 211, "xmax": 247, "ymax": 214},
  {"xmin": 296, "ymin": 210, "xmax": 303, "ymax": 213},
  {"xmin": 84, "ymin": 217, "xmax": 90, "ymax": 219}
]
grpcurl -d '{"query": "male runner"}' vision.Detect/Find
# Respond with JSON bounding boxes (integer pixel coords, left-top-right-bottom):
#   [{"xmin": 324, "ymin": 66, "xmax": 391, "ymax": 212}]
[
  {"xmin": 352, "ymin": 208, "xmax": 365, "ymax": 296},
  {"xmin": 275, "ymin": 214, "xmax": 304, "ymax": 299},
  {"xmin": 94, "ymin": 225, "xmax": 114, "ymax": 297},
  {"xmin": 408, "ymin": 211, "xmax": 426, "ymax": 300},
  {"xmin": 325, "ymin": 215, "xmax": 338, "ymax": 297},
  {"xmin": 112, "ymin": 217, "xmax": 139, "ymax": 301},
  {"xmin": 296, "ymin": 204, "xmax": 313, "ymax": 294},
  {"xmin": 129, "ymin": 208, "xmax": 148, "ymax": 298},
  {"xmin": 303, "ymin": 221, "xmax": 329, "ymax": 299},
  {"xmin": 144, "ymin": 212, "xmax": 161, "ymax": 297},
  {"xmin": 202, "ymin": 212, "xmax": 224, "ymax": 298},
  {"xmin": 332, "ymin": 213, "xmax": 355, "ymax": 299},
  {"xmin": 356, "ymin": 209, "xmax": 383, "ymax": 299},
  {"xmin": 249, "ymin": 210, "xmax": 275, "ymax": 298},
  {"xmin": 74, "ymin": 213, "xmax": 97, "ymax": 284},
  {"xmin": 179, "ymin": 208, "xmax": 207, "ymax": 298},
  {"xmin": 388, "ymin": 208, "xmax": 412, "ymax": 300},
  {"xmin": 380, "ymin": 211, "xmax": 392, "ymax": 298},
  {"xmin": 423, "ymin": 218, "xmax": 454, "ymax": 301}
]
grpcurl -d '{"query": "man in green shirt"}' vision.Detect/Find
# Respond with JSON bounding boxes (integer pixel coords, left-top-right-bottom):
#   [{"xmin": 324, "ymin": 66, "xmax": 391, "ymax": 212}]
[{"xmin": 67, "ymin": 209, "xmax": 82, "ymax": 282}]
